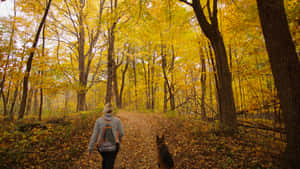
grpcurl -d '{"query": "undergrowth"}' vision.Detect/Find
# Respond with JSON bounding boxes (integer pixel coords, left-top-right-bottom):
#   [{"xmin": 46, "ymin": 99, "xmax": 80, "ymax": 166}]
[{"xmin": 0, "ymin": 111, "xmax": 100, "ymax": 169}]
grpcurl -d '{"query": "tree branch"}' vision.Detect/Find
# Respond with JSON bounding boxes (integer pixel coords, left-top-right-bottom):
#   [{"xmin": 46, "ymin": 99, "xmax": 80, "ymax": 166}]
[{"xmin": 179, "ymin": 0, "xmax": 193, "ymax": 6}]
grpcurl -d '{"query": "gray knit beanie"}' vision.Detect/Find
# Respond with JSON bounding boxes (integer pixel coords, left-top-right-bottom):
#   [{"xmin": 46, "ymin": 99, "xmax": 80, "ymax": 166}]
[{"xmin": 103, "ymin": 103, "xmax": 113, "ymax": 113}]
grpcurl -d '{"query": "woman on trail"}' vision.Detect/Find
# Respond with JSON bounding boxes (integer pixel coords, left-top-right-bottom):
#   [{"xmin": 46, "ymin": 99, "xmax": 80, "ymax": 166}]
[{"xmin": 88, "ymin": 103, "xmax": 124, "ymax": 169}]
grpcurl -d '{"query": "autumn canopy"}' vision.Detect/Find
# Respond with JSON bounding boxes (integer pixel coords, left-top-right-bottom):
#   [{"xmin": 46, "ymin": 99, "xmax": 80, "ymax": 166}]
[{"xmin": 0, "ymin": 0, "xmax": 299, "ymax": 168}]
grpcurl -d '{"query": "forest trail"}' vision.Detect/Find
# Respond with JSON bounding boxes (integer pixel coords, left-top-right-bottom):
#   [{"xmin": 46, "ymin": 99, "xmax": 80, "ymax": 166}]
[
  {"xmin": 75, "ymin": 112, "xmax": 163, "ymax": 169},
  {"xmin": 0, "ymin": 111, "xmax": 283, "ymax": 169},
  {"xmin": 72, "ymin": 111, "xmax": 283, "ymax": 169}
]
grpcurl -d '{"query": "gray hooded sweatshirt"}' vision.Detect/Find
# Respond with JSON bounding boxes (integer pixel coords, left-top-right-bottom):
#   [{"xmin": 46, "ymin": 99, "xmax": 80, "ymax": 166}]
[{"xmin": 88, "ymin": 113, "xmax": 124, "ymax": 153}]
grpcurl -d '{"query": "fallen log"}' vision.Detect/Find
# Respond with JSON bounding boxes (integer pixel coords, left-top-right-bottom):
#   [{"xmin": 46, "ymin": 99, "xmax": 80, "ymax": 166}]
[{"xmin": 238, "ymin": 120, "xmax": 286, "ymax": 134}]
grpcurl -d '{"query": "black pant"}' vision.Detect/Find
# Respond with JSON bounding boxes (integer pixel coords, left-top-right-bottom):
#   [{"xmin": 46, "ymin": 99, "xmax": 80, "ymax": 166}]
[{"xmin": 99, "ymin": 144, "xmax": 119, "ymax": 169}]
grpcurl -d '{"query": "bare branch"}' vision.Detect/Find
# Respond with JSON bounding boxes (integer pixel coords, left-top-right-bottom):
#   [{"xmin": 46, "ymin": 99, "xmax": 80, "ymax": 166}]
[
  {"xmin": 212, "ymin": 0, "xmax": 218, "ymax": 25},
  {"xmin": 63, "ymin": 0, "xmax": 79, "ymax": 36},
  {"xmin": 179, "ymin": 0, "xmax": 193, "ymax": 6},
  {"xmin": 88, "ymin": 50, "xmax": 103, "ymax": 89}
]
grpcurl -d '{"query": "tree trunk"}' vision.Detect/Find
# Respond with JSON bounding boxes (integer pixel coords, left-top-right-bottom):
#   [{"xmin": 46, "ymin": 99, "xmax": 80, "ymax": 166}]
[
  {"xmin": 64, "ymin": 90, "xmax": 70, "ymax": 116},
  {"xmin": 163, "ymin": 82, "xmax": 168, "ymax": 112},
  {"xmin": 77, "ymin": 91, "xmax": 87, "ymax": 111},
  {"xmin": 0, "ymin": 86, "xmax": 8, "ymax": 117},
  {"xmin": 106, "ymin": 30, "xmax": 114, "ymax": 104},
  {"xmin": 9, "ymin": 85, "xmax": 18, "ymax": 121},
  {"xmin": 210, "ymin": 35, "xmax": 237, "ymax": 128},
  {"xmin": 256, "ymin": 0, "xmax": 300, "ymax": 167},
  {"xmin": 142, "ymin": 59, "xmax": 150, "ymax": 109},
  {"xmin": 26, "ymin": 88, "xmax": 34, "ymax": 115},
  {"xmin": 207, "ymin": 43, "xmax": 221, "ymax": 118},
  {"xmin": 39, "ymin": 18, "xmax": 46, "ymax": 121},
  {"xmin": 133, "ymin": 56, "xmax": 138, "ymax": 110},
  {"xmin": 119, "ymin": 55, "xmax": 129, "ymax": 108},
  {"xmin": 105, "ymin": 0, "xmax": 118, "ymax": 104},
  {"xmin": 147, "ymin": 56, "xmax": 152, "ymax": 109},
  {"xmin": 161, "ymin": 43, "xmax": 175, "ymax": 111},
  {"xmin": 189, "ymin": 0, "xmax": 237, "ymax": 129},
  {"xmin": 169, "ymin": 46, "xmax": 176, "ymax": 111},
  {"xmin": 161, "ymin": 44, "xmax": 168, "ymax": 112},
  {"xmin": 200, "ymin": 47, "xmax": 207, "ymax": 120},
  {"xmin": 113, "ymin": 62, "xmax": 121, "ymax": 108},
  {"xmin": 39, "ymin": 84, "xmax": 43, "ymax": 121},
  {"xmin": 151, "ymin": 54, "xmax": 156, "ymax": 110},
  {"xmin": 1, "ymin": 0, "xmax": 16, "ymax": 119},
  {"xmin": 77, "ymin": 0, "xmax": 87, "ymax": 111},
  {"xmin": 33, "ymin": 89, "xmax": 38, "ymax": 114},
  {"xmin": 18, "ymin": 0, "xmax": 52, "ymax": 119}
]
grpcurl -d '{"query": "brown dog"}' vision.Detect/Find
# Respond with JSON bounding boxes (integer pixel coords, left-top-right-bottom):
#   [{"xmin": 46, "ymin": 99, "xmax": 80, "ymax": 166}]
[{"xmin": 156, "ymin": 135, "xmax": 174, "ymax": 169}]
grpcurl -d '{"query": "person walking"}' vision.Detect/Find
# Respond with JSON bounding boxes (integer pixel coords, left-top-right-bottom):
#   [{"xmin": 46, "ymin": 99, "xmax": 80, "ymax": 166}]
[{"xmin": 88, "ymin": 103, "xmax": 124, "ymax": 169}]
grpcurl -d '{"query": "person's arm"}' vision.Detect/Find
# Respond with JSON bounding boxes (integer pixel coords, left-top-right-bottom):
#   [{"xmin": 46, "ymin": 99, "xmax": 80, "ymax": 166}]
[
  {"xmin": 118, "ymin": 119, "xmax": 124, "ymax": 142},
  {"xmin": 88, "ymin": 120, "xmax": 100, "ymax": 153}
]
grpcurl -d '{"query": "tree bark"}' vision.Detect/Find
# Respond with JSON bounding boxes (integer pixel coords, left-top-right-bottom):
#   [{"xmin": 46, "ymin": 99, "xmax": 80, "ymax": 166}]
[
  {"xmin": 105, "ymin": 0, "xmax": 118, "ymax": 104},
  {"xmin": 77, "ymin": 91, "xmax": 87, "ymax": 111},
  {"xmin": 105, "ymin": 28, "xmax": 115, "ymax": 104},
  {"xmin": 161, "ymin": 43, "xmax": 175, "ymax": 111},
  {"xmin": 151, "ymin": 53, "xmax": 156, "ymax": 110},
  {"xmin": 39, "ymin": 85, "xmax": 43, "ymax": 121},
  {"xmin": 18, "ymin": 0, "xmax": 52, "ymax": 119},
  {"xmin": 132, "ymin": 55, "xmax": 138, "ymax": 109},
  {"xmin": 161, "ymin": 44, "xmax": 168, "ymax": 112},
  {"xmin": 119, "ymin": 55, "xmax": 129, "ymax": 108},
  {"xmin": 9, "ymin": 85, "xmax": 18, "ymax": 121},
  {"xmin": 113, "ymin": 61, "xmax": 121, "ymax": 108},
  {"xmin": 33, "ymin": 90, "xmax": 38, "ymax": 114},
  {"xmin": 39, "ymin": 17, "xmax": 46, "ymax": 121},
  {"xmin": 142, "ymin": 59, "xmax": 150, "ymax": 109},
  {"xmin": 26, "ymin": 88, "xmax": 34, "ymax": 115},
  {"xmin": 169, "ymin": 45, "xmax": 176, "ymax": 111},
  {"xmin": 200, "ymin": 47, "xmax": 207, "ymax": 120},
  {"xmin": 207, "ymin": 42, "xmax": 220, "ymax": 118},
  {"xmin": 0, "ymin": 85, "xmax": 8, "ymax": 117},
  {"xmin": 210, "ymin": 35, "xmax": 236, "ymax": 128},
  {"xmin": 163, "ymin": 82, "xmax": 168, "ymax": 112},
  {"xmin": 77, "ymin": 0, "xmax": 87, "ymax": 111},
  {"xmin": 256, "ymin": 0, "xmax": 300, "ymax": 167}
]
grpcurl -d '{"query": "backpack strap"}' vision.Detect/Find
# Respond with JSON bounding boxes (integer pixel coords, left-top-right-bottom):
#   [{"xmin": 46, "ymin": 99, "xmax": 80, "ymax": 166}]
[
  {"xmin": 104, "ymin": 118, "xmax": 119, "ymax": 143},
  {"xmin": 115, "ymin": 130, "xmax": 119, "ymax": 143},
  {"xmin": 97, "ymin": 118, "xmax": 111, "ymax": 146},
  {"xmin": 104, "ymin": 119, "xmax": 111, "ymax": 124}
]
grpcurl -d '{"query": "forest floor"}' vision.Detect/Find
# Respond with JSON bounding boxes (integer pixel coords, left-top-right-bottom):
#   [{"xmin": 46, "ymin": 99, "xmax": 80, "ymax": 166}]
[
  {"xmin": 0, "ymin": 111, "xmax": 285, "ymax": 169},
  {"xmin": 74, "ymin": 111, "xmax": 284, "ymax": 169},
  {"xmin": 75, "ymin": 112, "xmax": 161, "ymax": 169}
]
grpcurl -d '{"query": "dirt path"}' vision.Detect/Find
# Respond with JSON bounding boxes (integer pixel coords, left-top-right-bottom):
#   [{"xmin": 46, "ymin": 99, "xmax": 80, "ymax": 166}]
[
  {"xmin": 72, "ymin": 111, "xmax": 283, "ymax": 169},
  {"xmin": 75, "ymin": 112, "xmax": 162, "ymax": 169}
]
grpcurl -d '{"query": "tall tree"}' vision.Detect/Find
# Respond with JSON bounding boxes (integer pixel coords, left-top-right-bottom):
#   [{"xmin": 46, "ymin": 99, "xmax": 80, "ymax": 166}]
[
  {"xmin": 256, "ymin": 0, "xmax": 300, "ymax": 168},
  {"xmin": 105, "ymin": 0, "xmax": 118, "ymax": 104},
  {"xmin": 0, "ymin": 0, "xmax": 17, "ymax": 118},
  {"xmin": 119, "ymin": 54, "xmax": 129, "ymax": 108},
  {"xmin": 180, "ymin": 0, "xmax": 237, "ymax": 130},
  {"xmin": 200, "ymin": 46, "xmax": 207, "ymax": 119},
  {"xmin": 53, "ymin": 0, "xmax": 105, "ymax": 111},
  {"xmin": 76, "ymin": 0, "xmax": 87, "ymax": 111},
  {"xmin": 39, "ymin": 10, "xmax": 46, "ymax": 121},
  {"xmin": 18, "ymin": 0, "xmax": 52, "ymax": 119}
]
